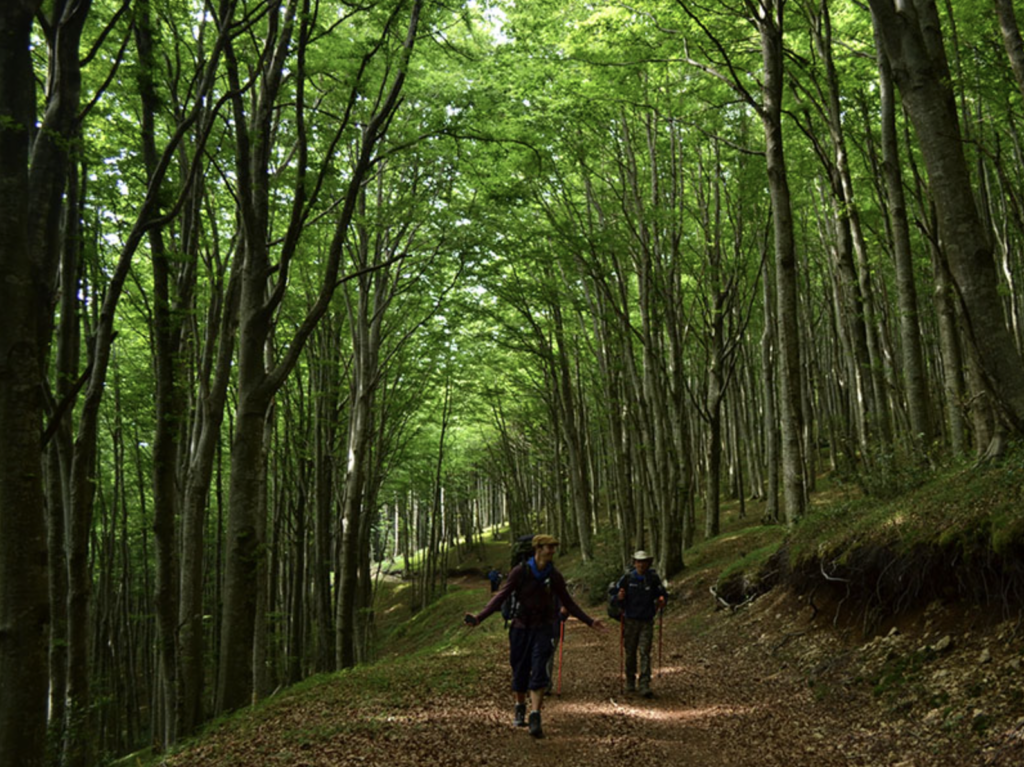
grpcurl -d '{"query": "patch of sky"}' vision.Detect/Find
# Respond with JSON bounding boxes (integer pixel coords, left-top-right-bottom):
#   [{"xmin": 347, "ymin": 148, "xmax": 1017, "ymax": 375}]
[{"xmin": 474, "ymin": 0, "xmax": 509, "ymax": 45}]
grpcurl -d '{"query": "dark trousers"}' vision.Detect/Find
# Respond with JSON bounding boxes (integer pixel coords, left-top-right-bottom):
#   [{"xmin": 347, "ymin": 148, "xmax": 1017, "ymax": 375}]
[{"xmin": 509, "ymin": 626, "xmax": 555, "ymax": 692}]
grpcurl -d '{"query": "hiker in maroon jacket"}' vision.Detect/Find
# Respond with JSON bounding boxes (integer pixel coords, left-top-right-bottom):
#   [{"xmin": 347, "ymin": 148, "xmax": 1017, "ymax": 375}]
[{"xmin": 464, "ymin": 534, "xmax": 605, "ymax": 738}]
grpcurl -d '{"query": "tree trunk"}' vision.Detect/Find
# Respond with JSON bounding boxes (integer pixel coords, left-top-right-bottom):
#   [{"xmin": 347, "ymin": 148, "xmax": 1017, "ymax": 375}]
[
  {"xmin": 0, "ymin": 7, "xmax": 49, "ymax": 766},
  {"xmin": 873, "ymin": 11, "xmax": 933, "ymax": 456},
  {"xmin": 136, "ymin": 0, "xmax": 183, "ymax": 744},
  {"xmin": 757, "ymin": 0, "xmax": 806, "ymax": 525},
  {"xmin": 552, "ymin": 300, "xmax": 594, "ymax": 561},
  {"xmin": 870, "ymin": 0, "xmax": 1024, "ymax": 442},
  {"xmin": 312, "ymin": 324, "xmax": 339, "ymax": 672},
  {"xmin": 994, "ymin": 0, "xmax": 1024, "ymax": 103}
]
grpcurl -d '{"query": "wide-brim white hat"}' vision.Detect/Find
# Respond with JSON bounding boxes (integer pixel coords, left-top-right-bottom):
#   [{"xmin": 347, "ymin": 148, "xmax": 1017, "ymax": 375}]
[{"xmin": 632, "ymin": 550, "xmax": 653, "ymax": 561}]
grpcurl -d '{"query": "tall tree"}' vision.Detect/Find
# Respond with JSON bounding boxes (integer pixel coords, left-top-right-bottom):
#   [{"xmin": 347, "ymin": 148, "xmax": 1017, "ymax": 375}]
[
  {"xmin": 218, "ymin": 0, "xmax": 423, "ymax": 709},
  {"xmin": 0, "ymin": 3, "xmax": 49, "ymax": 766},
  {"xmin": 680, "ymin": 0, "xmax": 807, "ymax": 524},
  {"xmin": 870, "ymin": 0, "xmax": 1024, "ymax": 448}
]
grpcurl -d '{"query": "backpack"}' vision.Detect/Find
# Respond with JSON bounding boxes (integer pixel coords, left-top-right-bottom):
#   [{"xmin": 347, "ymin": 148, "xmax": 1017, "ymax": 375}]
[
  {"xmin": 607, "ymin": 578, "xmax": 624, "ymax": 621},
  {"xmin": 501, "ymin": 534, "xmax": 537, "ymax": 624}
]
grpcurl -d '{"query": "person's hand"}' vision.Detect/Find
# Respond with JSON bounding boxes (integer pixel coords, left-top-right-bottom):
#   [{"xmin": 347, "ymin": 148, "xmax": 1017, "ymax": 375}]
[
  {"xmin": 463, "ymin": 613, "xmax": 479, "ymax": 627},
  {"xmin": 590, "ymin": 619, "xmax": 608, "ymax": 631},
  {"xmin": 657, "ymin": 596, "xmax": 666, "ymax": 610},
  {"xmin": 617, "ymin": 588, "xmax": 626, "ymax": 601}
]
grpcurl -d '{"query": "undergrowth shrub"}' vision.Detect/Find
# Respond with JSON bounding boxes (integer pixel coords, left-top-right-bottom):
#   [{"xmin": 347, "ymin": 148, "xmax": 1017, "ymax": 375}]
[
  {"xmin": 857, "ymin": 447, "xmax": 928, "ymax": 499},
  {"xmin": 572, "ymin": 552, "xmax": 627, "ymax": 607}
]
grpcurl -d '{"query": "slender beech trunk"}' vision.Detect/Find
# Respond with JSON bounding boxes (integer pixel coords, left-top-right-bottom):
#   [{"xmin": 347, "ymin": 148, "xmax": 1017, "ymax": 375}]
[
  {"xmin": 552, "ymin": 299, "xmax": 593, "ymax": 561},
  {"xmin": 870, "ymin": 0, "xmax": 1024, "ymax": 444},
  {"xmin": 757, "ymin": 0, "xmax": 806, "ymax": 525},
  {"xmin": 44, "ymin": 160, "xmax": 83, "ymax": 752},
  {"xmin": 0, "ymin": 6, "xmax": 49, "ymax": 766},
  {"xmin": 179, "ymin": 246, "xmax": 239, "ymax": 733},
  {"xmin": 312, "ymin": 324, "xmax": 339, "ymax": 672},
  {"xmin": 136, "ymin": 0, "xmax": 183, "ymax": 745},
  {"xmin": 995, "ymin": 0, "xmax": 1024, "ymax": 104},
  {"xmin": 761, "ymin": 255, "xmax": 781, "ymax": 522},
  {"xmin": 337, "ymin": 211, "xmax": 381, "ymax": 667},
  {"xmin": 873, "ymin": 10, "xmax": 933, "ymax": 455}
]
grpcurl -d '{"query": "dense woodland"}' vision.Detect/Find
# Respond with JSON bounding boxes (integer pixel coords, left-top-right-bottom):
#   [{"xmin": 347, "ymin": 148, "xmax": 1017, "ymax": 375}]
[{"xmin": 4, "ymin": 0, "xmax": 1024, "ymax": 765}]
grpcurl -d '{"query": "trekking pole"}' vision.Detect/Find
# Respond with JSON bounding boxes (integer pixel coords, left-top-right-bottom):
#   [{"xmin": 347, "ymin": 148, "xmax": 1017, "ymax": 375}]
[
  {"xmin": 658, "ymin": 605, "xmax": 664, "ymax": 677},
  {"xmin": 557, "ymin": 620, "xmax": 565, "ymax": 695},
  {"xmin": 619, "ymin": 617, "xmax": 625, "ymax": 695}
]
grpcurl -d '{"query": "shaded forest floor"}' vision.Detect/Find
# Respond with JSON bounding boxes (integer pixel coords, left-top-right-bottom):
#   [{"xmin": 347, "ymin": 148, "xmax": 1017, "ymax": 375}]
[{"xmin": 152, "ymin": 561, "xmax": 1024, "ymax": 767}]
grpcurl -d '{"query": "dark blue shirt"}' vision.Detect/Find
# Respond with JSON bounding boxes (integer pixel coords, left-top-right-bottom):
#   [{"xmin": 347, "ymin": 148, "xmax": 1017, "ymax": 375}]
[{"xmin": 617, "ymin": 568, "xmax": 668, "ymax": 622}]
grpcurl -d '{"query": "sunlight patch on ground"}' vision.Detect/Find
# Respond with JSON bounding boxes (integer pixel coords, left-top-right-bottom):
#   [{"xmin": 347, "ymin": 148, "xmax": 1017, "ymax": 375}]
[{"xmin": 554, "ymin": 699, "xmax": 757, "ymax": 724}]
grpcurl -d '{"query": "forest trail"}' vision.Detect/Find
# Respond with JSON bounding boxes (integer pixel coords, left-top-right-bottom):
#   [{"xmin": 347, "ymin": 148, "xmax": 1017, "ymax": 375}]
[
  {"xmin": 441, "ymin": 576, "xmax": 873, "ymax": 767},
  {"xmin": 162, "ymin": 572, "xmax": 1024, "ymax": 767}
]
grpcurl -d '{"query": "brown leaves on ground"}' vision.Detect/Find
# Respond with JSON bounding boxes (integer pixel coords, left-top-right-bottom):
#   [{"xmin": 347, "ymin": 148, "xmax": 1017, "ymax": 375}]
[{"xmin": 161, "ymin": 573, "xmax": 1023, "ymax": 767}]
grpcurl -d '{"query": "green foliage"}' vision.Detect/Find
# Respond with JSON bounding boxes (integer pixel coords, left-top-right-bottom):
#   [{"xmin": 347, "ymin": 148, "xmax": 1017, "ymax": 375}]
[
  {"xmin": 856, "ymin": 448, "xmax": 929, "ymax": 500},
  {"xmin": 573, "ymin": 552, "xmax": 627, "ymax": 608}
]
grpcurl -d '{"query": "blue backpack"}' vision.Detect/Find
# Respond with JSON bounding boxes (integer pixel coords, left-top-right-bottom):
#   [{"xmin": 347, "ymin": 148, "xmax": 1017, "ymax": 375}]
[{"xmin": 607, "ymin": 579, "xmax": 623, "ymax": 621}]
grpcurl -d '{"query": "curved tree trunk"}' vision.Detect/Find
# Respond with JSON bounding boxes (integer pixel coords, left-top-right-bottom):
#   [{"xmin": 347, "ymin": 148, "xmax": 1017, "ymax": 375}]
[{"xmin": 870, "ymin": 0, "xmax": 1024, "ymax": 443}]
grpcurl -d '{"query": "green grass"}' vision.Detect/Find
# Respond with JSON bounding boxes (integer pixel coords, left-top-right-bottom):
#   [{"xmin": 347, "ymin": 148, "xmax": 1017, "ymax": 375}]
[
  {"xmin": 787, "ymin": 452, "xmax": 1024, "ymax": 569},
  {"xmin": 685, "ymin": 524, "xmax": 787, "ymax": 580},
  {"xmin": 377, "ymin": 583, "xmax": 493, "ymax": 659}
]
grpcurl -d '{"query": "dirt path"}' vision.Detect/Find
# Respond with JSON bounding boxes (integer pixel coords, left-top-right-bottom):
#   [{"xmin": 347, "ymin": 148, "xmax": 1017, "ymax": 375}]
[
  {"xmin": 463, "ymin": 607, "xmax": 848, "ymax": 767},
  {"xmin": 434, "ymin": 575, "xmax": 988, "ymax": 767},
  {"xmin": 163, "ymin": 573, "xmax": 1022, "ymax": 767},
  {"xmin": 411, "ymin": 575, "xmax": 863, "ymax": 767}
]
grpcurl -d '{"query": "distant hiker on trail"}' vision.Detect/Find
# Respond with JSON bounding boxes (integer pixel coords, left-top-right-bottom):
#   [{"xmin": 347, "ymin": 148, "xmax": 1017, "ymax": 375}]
[
  {"xmin": 487, "ymin": 566, "xmax": 502, "ymax": 592},
  {"xmin": 615, "ymin": 550, "xmax": 668, "ymax": 698},
  {"xmin": 463, "ymin": 534, "xmax": 606, "ymax": 739}
]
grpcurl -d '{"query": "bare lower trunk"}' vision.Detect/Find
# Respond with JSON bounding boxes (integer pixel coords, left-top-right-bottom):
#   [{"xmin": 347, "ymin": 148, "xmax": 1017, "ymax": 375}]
[
  {"xmin": 874, "ymin": 12, "xmax": 933, "ymax": 455},
  {"xmin": 871, "ymin": 0, "xmax": 1024, "ymax": 439},
  {"xmin": 995, "ymin": 0, "xmax": 1024, "ymax": 103},
  {"xmin": 759, "ymin": 2, "xmax": 805, "ymax": 526}
]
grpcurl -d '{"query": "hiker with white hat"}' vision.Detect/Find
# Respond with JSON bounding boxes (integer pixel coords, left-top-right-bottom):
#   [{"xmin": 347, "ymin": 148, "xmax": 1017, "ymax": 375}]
[{"xmin": 615, "ymin": 550, "xmax": 668, "ymax": 697}]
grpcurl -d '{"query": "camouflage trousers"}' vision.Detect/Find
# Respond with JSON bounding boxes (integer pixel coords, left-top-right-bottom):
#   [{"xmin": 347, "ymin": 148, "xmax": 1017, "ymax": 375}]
[{"xmin": 623, "ymin": 618, "xmax": 654, "ymax": 690}]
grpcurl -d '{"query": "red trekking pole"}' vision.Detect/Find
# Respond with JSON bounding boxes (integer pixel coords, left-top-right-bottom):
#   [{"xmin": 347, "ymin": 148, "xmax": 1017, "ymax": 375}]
[
  {"xmin": 619, "ymin": 617, "xmax": 625, "ymax": 695},
  {"xmin": 658, "ymin": 603, "xmax": 664, "ymax": 677},
  {"xmin": 557, "ymin": 620, "xmax": 565, "ymax": 695}
]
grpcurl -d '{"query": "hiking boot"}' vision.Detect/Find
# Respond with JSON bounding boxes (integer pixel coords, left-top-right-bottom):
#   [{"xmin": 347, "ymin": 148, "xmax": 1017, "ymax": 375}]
[
  {"xmin": 625, "ymin": 677, "xmax": 636, "ymax": 693},
  {"xmin": 528, "ymin": 710, "xmax": 543, "ymax": 738},
  {"xmin": 513, "ymin": 703, "xmax": 527, "ymax": 727},
  {"xmin": 640, "ymin": 687, "xmax": 654, "ymax": 699}
]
